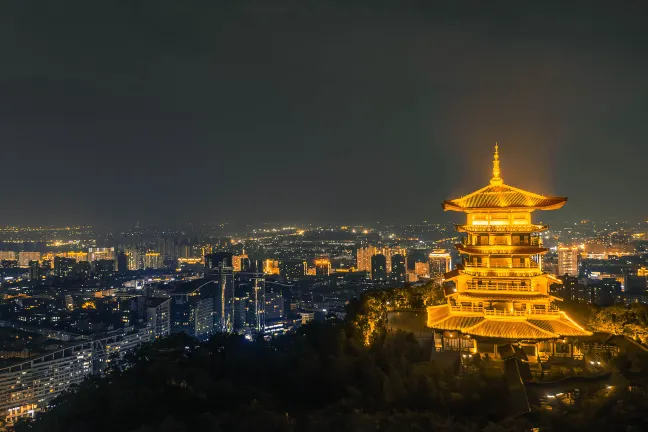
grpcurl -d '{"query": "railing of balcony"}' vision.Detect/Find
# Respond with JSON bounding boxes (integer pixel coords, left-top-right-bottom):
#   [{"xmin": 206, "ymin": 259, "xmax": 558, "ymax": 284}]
[
  {"xmin": 462, "ymin": 237, "xmax": 542, "ymax": 247},
  {"xmin": 457, "ymin": 224, "xmax": 548, "ymax": 233},
  {"xmin": 465, "ymin": 282, "xmax": 534, "ymax": 291},
  {"xmin": 464, "ymin": 262, "xmax": 540, "ymax": 269},
  {"xmin": 448, "ymin": 305, "xmax": 561, "ymax": 316}
]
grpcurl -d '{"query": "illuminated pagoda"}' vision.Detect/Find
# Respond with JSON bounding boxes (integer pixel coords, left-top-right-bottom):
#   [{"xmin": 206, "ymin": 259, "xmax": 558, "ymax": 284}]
[{"xmin": 428, "ymin": 144, "xmax": 590, "ymax": 361}]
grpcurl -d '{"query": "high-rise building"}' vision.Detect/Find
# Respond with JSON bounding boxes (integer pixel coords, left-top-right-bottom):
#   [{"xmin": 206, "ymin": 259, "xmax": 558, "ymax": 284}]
[
  {"xmin": 428, "ymin": 145, "xmax": 590, "ymax": 359},
  {"xmin": 314, "ymin": 257, "xmax": 331, "ymax": 277},
  {"xmin": 265, "ymin": 290, "xmax": 285, "ymax": 324},
  {"xmin": 371, "ymin": 254, "xmax": 387, "ymax": 282},
  {"xmin": 116, "ymin": 252, "xmax": 128, "ymax": 273},
  {"xmin": 88, "ymin": 247, "xmax": 115, "ymax": 262},
  {"xmin": 279, "ymin": 260, "xmax": 306, "ymax": 281},
  {"xmin": 232, "ymin": 254, "xmax": 249, "ymax": 272},
  {"xmin": 28, "ymin": 260, "xmax": 40, "ymax": 281},
  {"xmin": 170, "ymin": 281, "xmax": 215, "ymax": 341},
  {"xmin": 205, "ymin": 252, "xmax": 235, "ymax": 333},
  {"xmin": 356, "ymin": 246, "xmax": 377, "ymax": 272},
  {"xmin": 93, "ymin": 260, "xmax": 114, "ymax": 278},
  {"xmin": 18, "ymin": 252, "xmax": 40, "ymax": 267},
  {"xmin": 54, "ymin": 256, "xmax": 76, "ymax": 277},
  {"xmin": 236, "ymin": 260, "xmax": 265, "ymax": 333},
  {"xmin": 414, "ymin": 261, "xmax": 430, "ymax": 277},
  {"xmin": 142, "ymin": 297, "xmax": 171, "ymax": 339},
  {"xmin": 144, "ymin": 252, "xmax": 162, "ymax": 269},
  {"xmin": 0, "ymin": 251, "xmax": 16, "ymax": 261},
  {"xmin": 263, "ymin": 259, "xmax": 280, "ymax": 275},
  {"xmin": 390, "ymin": 254, "xmax": 407, "ymax": 284},
  {"xmin": 557, "ymin": 246, "xmax": 579, "ymax": 277},
  {"xmin": 429, "ymin": 250, "xmax": 451, "ymax": 277}
]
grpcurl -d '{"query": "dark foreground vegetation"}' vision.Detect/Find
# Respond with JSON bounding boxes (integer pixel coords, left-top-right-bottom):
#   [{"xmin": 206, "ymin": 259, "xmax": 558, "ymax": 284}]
[{"xmin": 14, "ymin": 292, "xmax": 648, "ymax": 432}]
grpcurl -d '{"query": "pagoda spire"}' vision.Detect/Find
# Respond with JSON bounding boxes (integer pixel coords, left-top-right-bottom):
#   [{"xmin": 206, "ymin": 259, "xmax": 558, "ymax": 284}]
[{"xmin": 490, "ymin": 142, "xmax": 503, "ymax": 186}]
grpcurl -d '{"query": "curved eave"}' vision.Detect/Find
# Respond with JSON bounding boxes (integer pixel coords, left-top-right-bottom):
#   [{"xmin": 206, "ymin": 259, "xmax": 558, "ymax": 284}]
[{"xmin": 442, "ymin": 199, "xmax": 567, "ymax": 212}]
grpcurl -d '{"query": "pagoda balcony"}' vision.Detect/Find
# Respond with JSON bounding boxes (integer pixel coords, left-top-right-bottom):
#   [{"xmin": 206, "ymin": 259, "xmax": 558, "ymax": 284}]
[
  {"xmin": 465, "ymin": 282, "xmax": 534, "ymax": 292},
  {"xmin": 463, "ymin": 262, "xmax": 540, "ymax": 270},
  {"xmin": 449, "ymin": 305, "xmax": 561, "ymax": 316},
  {"xmin": 456, "ymin": 224, "xmax": 548, "ymax": 233}
]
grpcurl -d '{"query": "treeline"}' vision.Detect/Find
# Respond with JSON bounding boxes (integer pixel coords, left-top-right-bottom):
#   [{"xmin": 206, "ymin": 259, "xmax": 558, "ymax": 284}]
[
  {"xmin": 348, "ymin": 281, "xmax": 445, "ymax": 345},
  {"xmin": 16, "ymin": 314, "xmax": 514, "ymax": 432}
]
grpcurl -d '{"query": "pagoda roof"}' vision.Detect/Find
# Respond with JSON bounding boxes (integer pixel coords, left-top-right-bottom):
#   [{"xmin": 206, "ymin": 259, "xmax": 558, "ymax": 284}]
[
  {"xmin": 442, "ymin": 144, "xmax": 567, "ymax": 212},
  {"xmin": 443, "ymin": 182, "xmax": 567, "ymax": 212},
  {"xmin": 426, "ymin": 305, "xmax": 591, "ymax": 338}
]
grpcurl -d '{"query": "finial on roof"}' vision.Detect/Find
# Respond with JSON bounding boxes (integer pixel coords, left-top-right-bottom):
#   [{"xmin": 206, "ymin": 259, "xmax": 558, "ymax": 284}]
[{"xmin": 491, "ymin": 142, "xmax": 503, "ymax": 186}]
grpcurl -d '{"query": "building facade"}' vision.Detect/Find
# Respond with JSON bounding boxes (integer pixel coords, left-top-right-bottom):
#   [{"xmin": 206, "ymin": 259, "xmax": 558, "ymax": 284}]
[{"xmin": 557, "ymin": 246, "xmax": 579, "ymax": 277}]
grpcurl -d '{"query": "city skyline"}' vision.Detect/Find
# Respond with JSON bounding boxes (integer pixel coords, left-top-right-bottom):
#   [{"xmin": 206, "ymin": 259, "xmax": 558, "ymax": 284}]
[{"xmin": 1, "ymin": 1, "xmax": 647, "ymax": 227}]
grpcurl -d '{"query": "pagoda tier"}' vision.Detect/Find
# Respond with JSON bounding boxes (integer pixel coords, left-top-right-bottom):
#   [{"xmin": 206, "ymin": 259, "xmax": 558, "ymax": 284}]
[
  {"xmin": 427, "ymin": 144, "xmax": 590, "ymax": 342},
  {"xmin": 456, "ymin": 224, "xmax": 548, "ymax": 233}
]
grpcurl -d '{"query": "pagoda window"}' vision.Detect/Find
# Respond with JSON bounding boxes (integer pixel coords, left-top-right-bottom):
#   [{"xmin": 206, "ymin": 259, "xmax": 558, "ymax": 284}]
[
  {"xmin": 471, "ymin": 215, "xmax": 488, "ymax": 225},
  {"xmin": 512, "ymin": 213, "xmax": 530, "ymax": 225},
  {"xmin": 512, "ymin": 235, "xmax": 521, "ymax": 245},
  {"xmin": 478, "ymin": 235, "xmax": 488, "ymax": 245},
  {"xmin": 490, "ymin": 213, "xmax": 510, "ymax": 225},
  {"xmin": 491, "ymin": 235, "xmax": 509, "ymax": 245},
  {"xmin": 539, "ymin": 341, "xmax": 551, "ymax": 353}
]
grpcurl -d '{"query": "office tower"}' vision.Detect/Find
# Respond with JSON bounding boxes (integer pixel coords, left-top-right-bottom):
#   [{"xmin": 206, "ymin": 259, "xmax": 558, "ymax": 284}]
[
  {"xmin": 233, "ymin": 285, "xmax": 250, "ymax": 333},
  {"xmin": 0, "ymin": 251, "xmax": 16, "ymax": 261},
  {"xmin": 557, "ymin": 246, "xmax": 579, "ymax": 277},
  {"xmin": 170, "ymin": 282, "xmax": 215, "ymax": 341},
  {"xmin": 88, "ymin": 247, "xmax": 115, "ymax": 262},
  {"xmin": 232, "ymin": 253, "xmax": 248, "ymax": 272},
  {"xmin": 28, "ymin": 260, "xmax": 40, "ymax": 281},
  {"xmin": 116, "ymin": 252, "xmax": 128, "ymax": 273},
  {"xmin": 54, "ymin": 256, "xmax": 76, "ymax": 277},
  {"xmin": 279, "ymin": 259, "xmax": 306, "ymax": 281},
  {"xmin": 76, "ymin": 261, "xmax": 92, "ymax": 280},
  {"xmin": 141, "ymin": 297, "xmax": 171, "ymax": 339},
  {"xmin": 414, "ymin": 261, "xmax": 430, "ymax": 277},
  {"xmin": 65, "ymin": 294, "xmax": 74, "ymax": 311},
  {"xmin": 93, "ymin": 259, "xmax": 114, "ymax": 278},
  {"xmin": 265, "ymin": 289, "xmax": 285, "ymax": 324},
  {"xmin": 356, "ymin": 246, "xmax": 377, "ymax": 272},
  {"xmin": 371, "ymin": 254, "xmax": 387, "ymax": 282},
  {"xmin": 429, "ymin": 145, "xmax": 589, "ymax": 359},
  {"xmin": 263, "ymin": 259, "xmax": 280, "ymax": 275},
  {"xmin": 390, "ymin": 254, "xmax": 407, "ymax": 284},
  {"xmin": 314, "ymin": 257, "xmax": 331, "ymax": 277},
  {"xmin": 236, "ymin": 260, "xmax": 265, "ymax": 333},
  {"xmin": 205, "ymin": 252, "xmax": 235, "ymax": 333},
  {"xmin": 18, "ymin": 252, "xmax": 40, "ymax": 267},
  {"xmin": 144, "ymin": 251, "xmax": 162, "ymax": 269},
  {"xmin": 429, "ymin": 249, "xmax": 451, "ymax": 277}
]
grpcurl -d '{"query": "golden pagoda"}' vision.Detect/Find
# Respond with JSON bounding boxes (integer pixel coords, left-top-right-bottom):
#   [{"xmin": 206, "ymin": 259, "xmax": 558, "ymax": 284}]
[{"xmin": 428, "ymin": 144, "xmax": 590, "ymax": 360}]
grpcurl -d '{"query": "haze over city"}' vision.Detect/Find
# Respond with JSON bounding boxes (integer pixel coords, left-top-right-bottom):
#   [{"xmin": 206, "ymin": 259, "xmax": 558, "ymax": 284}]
[{"xmin": 2, "ymin": 1, "xmax": 648, "ymax": 227}]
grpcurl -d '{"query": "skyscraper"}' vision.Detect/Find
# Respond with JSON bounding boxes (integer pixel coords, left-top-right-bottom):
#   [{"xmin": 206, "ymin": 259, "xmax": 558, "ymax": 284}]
[
  {"xmin": 356, "ymin": 246, "xmax": 377, "ymax": 272},
  {"xmin": 371, "ymin": 254, "xmax": 387, "ymax": 282},
  {"xmin": 390, "ymin": 254, "xmax": 407, "ymax": 284},
  {"xmin": 205, "ymin": 252, "xmax": 235, "ymax": 333},
  {"xmin": 314, "ymin": 257, "xmax": 331, "ymax": 277},
  {"xmin": 429, "ymin": 250, "xmax": 451, "ymax": 277},
  {"xmin": 557, "ymin": 246, "xmax": 579, "ymax": 277}
]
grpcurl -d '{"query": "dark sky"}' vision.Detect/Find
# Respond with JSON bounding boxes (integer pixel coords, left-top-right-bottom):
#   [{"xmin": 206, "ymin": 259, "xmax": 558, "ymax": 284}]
[{"xmin": 1, "ymin": 1, "xmax": 647, "ymax": 228}]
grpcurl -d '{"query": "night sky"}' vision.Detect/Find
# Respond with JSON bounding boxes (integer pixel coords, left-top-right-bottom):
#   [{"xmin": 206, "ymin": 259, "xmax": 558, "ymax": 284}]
[{"xmin": 2, "ymin": 1, "xmax": 647, "ymax": 228}]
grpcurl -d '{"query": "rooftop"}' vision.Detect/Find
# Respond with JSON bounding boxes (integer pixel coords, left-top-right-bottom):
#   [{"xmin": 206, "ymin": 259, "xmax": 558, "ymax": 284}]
[{"xmin": 442, "ymin": 144, "xmax": 567, "ymax": 212}]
